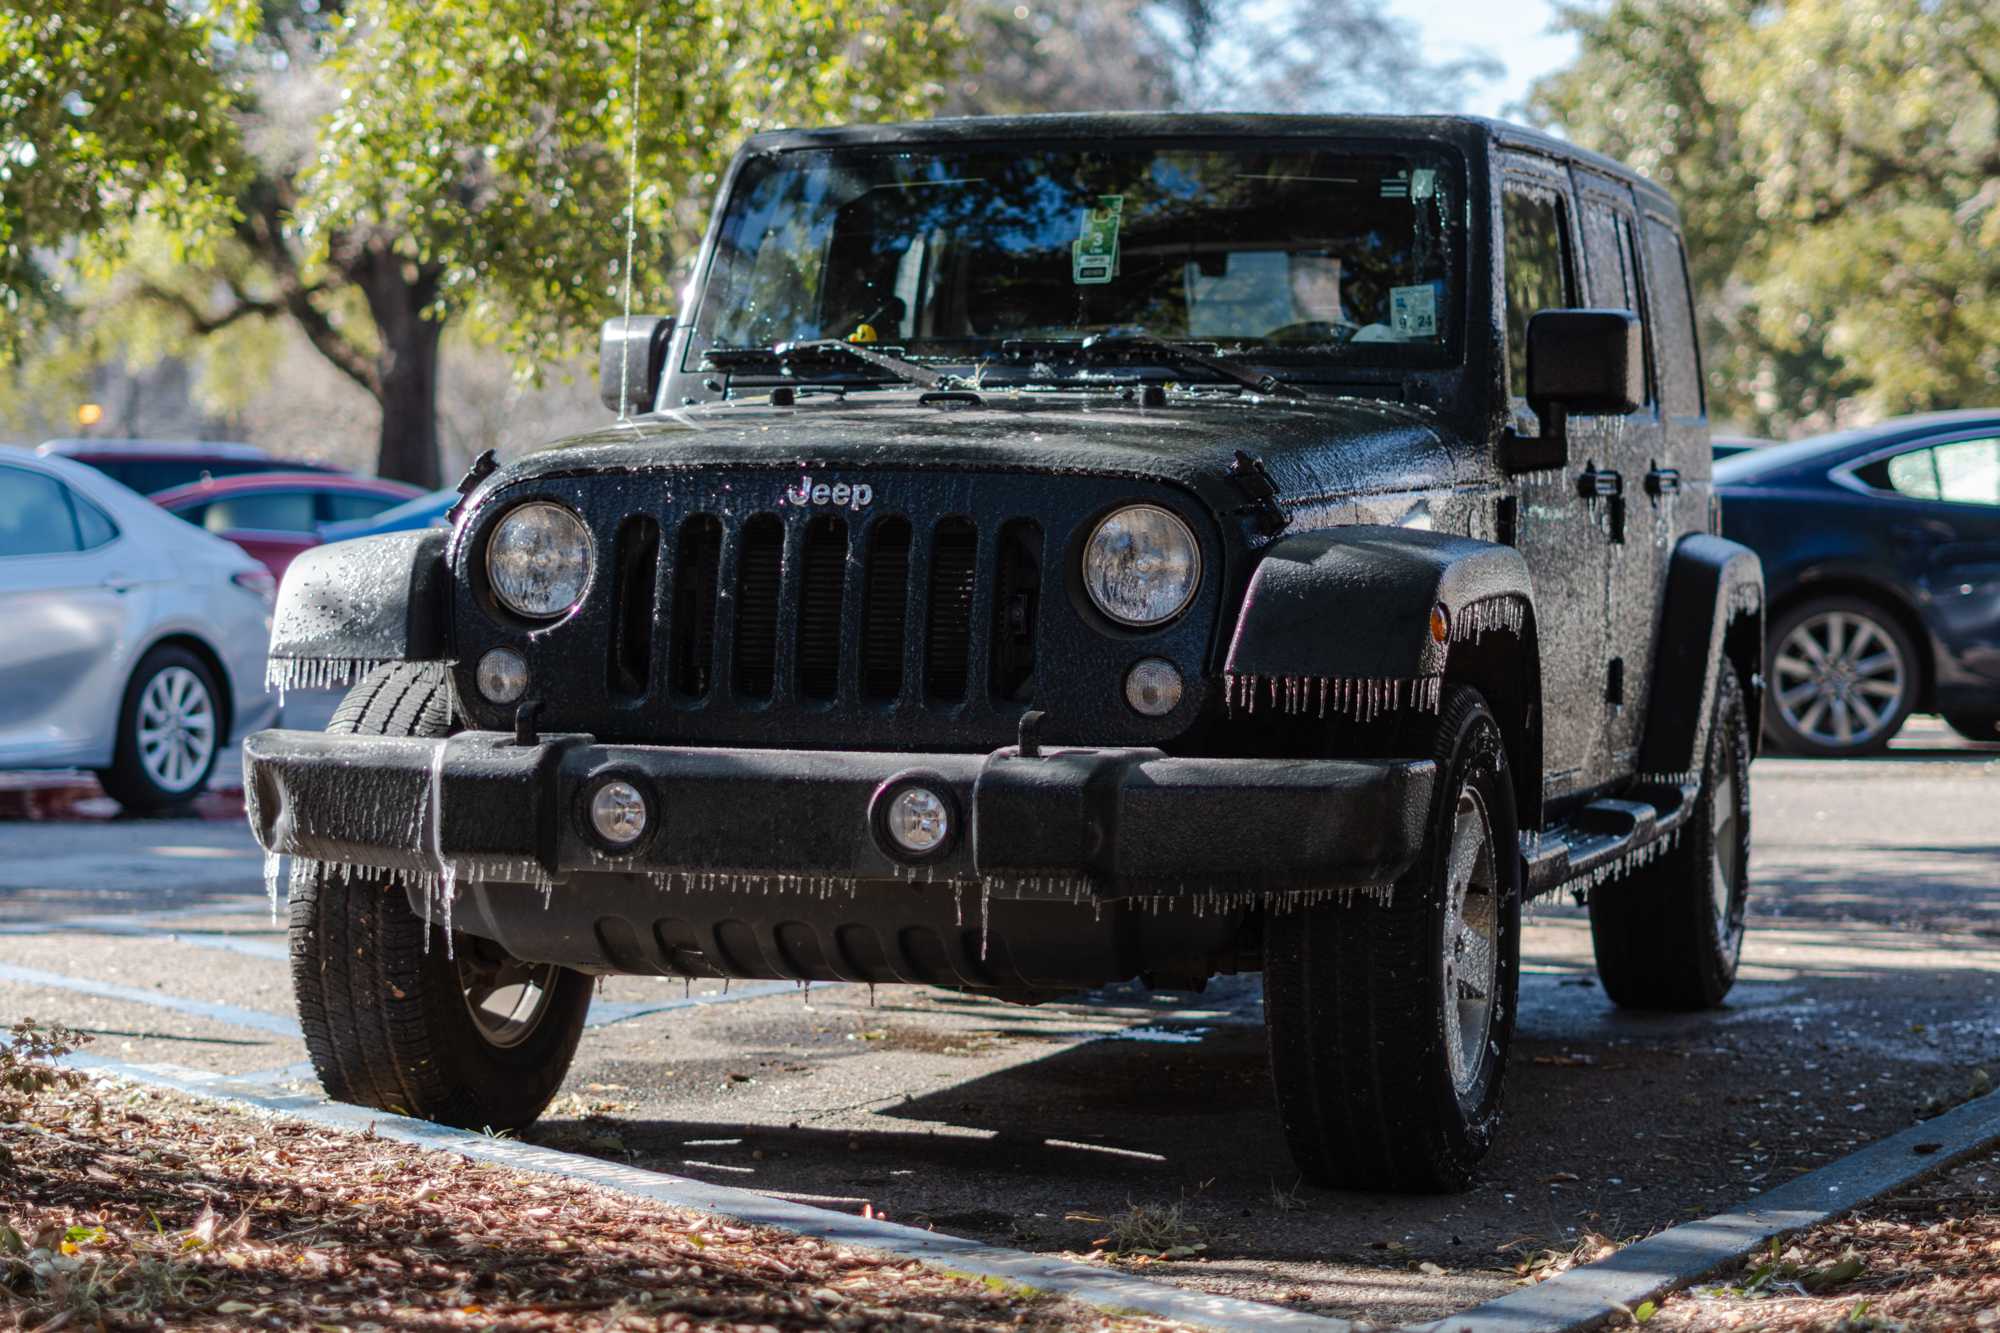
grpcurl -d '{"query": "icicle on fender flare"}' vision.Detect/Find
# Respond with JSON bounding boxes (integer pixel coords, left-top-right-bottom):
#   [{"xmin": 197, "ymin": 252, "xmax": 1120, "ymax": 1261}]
[
  {"xmin": 1635, "ymin": 533, "xmax": 1766, "ymax": 780},
  {"xmin": 1220, "ymin": 525, "xmax": 1537, "ymax": 713},
  {"xmin": 264, "ymin": 529, "xmax": 451, "ymax": 695}
]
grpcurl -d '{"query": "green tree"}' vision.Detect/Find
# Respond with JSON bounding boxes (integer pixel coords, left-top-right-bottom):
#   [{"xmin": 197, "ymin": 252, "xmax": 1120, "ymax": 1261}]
[
  {"xmin": 1530, "ymin": 0, "xmax": 2000, "ymax": 433},
  {"xmin": 3, "ymin": 0, "xmax": 956, "ymax": 484}
]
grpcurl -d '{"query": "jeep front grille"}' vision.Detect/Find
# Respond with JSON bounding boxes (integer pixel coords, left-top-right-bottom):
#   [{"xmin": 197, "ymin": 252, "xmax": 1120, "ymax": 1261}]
[
  {"xmin": 451, "ymin": 469, "xmax": 1221, "ymax": 751},
  {"xmin": 643, "ymin": 507, "xmax": 1041, "ymax": 717}
]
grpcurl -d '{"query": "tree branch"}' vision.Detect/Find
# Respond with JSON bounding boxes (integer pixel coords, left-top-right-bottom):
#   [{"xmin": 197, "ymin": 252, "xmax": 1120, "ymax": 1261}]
[
  {"xmin": 225, "ymin": 171, "xmax": 383, "ymax": 401},
  {"xmin": 136, "ymin": 282, "xmax": 278, "ymax": 336}
]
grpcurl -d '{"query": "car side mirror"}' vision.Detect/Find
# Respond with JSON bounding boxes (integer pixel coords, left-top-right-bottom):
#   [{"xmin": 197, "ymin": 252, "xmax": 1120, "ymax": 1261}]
[
  {"xmin": 598, "ymin": 315, "xmax": 675, "ymax": 415},
  {"xmin": 1502, "ymin": 308, "xmax": 1644, "ymax": 473}
]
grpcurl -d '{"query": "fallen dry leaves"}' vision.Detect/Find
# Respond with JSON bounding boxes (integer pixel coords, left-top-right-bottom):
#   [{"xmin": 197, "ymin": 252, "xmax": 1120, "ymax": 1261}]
[
  {"xmin": 1646, "ymin": 1151, "xmax": 2000, "ymax": 1331},
  {"xmin": 1, "ymin": 1076, "xmax": 1181, "ymax": 1331}
]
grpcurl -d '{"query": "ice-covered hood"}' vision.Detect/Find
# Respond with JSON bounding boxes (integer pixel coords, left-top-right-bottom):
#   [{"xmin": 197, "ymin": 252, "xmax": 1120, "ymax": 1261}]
[{"xmin": 498, "ymin": 389, "xmax": 1466, "ymax": 519}]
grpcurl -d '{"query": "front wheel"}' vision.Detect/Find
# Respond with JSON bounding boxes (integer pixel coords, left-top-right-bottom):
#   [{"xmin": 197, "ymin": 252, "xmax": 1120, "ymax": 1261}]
[
  {"xmin": 1765, "ymin": 596, "xmax": 1916, "ymax": 757},
  {"xmin": 289, "ymin": 664, "xmax": 591, "ymax": 1131},
  {"xmin": 1264, "ymin": 684, "xmax": 1521, "ymax": 1192}
]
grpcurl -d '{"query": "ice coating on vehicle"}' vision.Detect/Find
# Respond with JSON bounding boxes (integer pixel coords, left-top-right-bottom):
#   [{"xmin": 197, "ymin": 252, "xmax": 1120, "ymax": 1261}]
[{"xmin": 243, "ymin": 113, "xmax": 1764, "ymax": 1192}]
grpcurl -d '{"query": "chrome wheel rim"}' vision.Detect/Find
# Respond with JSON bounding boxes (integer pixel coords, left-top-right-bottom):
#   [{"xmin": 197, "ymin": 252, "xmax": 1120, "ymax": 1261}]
[
  {"xmin": 136, "ymin": 666, "xmax": 216, "ymax": 794},
  {"xmin": 1772, "ymin": 610, "xmax": 1906, "ymax": 749},
  {"xmin": 457, "ymin": 947, "xmax": 558, "ymax": 1049},
  {"xmin": 1441, "ymin": 786, "xmax": 1499, "ymax": 1100}
]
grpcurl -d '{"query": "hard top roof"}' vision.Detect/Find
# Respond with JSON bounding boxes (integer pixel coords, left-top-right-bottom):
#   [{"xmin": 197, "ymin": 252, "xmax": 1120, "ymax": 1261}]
[{"xmin": 735, "ymin": 113, "xmax": 1676, "ymax": 212}]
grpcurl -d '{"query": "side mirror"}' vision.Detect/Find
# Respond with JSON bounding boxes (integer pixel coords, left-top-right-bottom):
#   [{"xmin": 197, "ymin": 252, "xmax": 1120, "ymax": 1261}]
[
  {"xmin": 1502, "ymin": 308, "xmax": 1644, "ymax": 473},
  {"xmin": 598, "ymin": 315, "xmax": 675, "ymax": 415}
]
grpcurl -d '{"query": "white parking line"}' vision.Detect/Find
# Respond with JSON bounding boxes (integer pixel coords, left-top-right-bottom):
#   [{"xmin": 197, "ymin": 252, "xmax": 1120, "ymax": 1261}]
[
  {"xmin": 0, "ymin": 961, "xmax": 302, "ymax": 1038},
  {"xmin": 61, "ymin": 1052, "xmax": 1352, "ymax": 1332}
]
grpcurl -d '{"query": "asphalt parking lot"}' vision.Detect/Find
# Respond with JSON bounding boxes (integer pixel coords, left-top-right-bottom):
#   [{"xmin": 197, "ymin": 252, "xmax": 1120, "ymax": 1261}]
[{"xmin": 2, "ymin": 703, "xmax": 1995, "ymax": 1328}]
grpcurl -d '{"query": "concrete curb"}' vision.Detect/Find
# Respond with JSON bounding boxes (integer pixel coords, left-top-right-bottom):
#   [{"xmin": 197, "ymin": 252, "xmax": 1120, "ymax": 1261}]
[
  {"xmin": 1421, "ymin": 1089, "xmax": 2000, "ymax": 1332},
  {"xmin": 63, "ymin": 1053, "xmax": 1352, "ymax": 1332}
]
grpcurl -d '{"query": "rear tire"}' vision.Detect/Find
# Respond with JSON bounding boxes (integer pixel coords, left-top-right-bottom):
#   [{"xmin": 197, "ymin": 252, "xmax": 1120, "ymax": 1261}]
[
  {"xmin": 289, "ymin": 663, "xmax": 590, "ymax": 1131},
  {"xmin": 1263, "ymin": 684, "xmax": 1521, "ymax": 1192},
  {"xmin": 98, "ymin": 644, "xmax": 222, "ymax": 813},
  {"xmin": 1943, "ymin": 712, "xmax": 2000, "ymax": 744},
  {"xmin": 1589, "ymin": 665, "xmax": 1751, "ymax": 1011}
]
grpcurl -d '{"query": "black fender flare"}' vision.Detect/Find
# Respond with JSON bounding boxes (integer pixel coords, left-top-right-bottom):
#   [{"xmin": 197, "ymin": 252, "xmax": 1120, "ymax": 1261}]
[
  {"xmin": 265, "ymin": 529, "xmax": 451, "ymax": 692},
  {"xmin": 1221, "ymin": 525, "xmax": 1543, "ymax": 823},
  {"xmin": 1637, "ymin": 533, "xmax": 1765, "ymax": 779}
]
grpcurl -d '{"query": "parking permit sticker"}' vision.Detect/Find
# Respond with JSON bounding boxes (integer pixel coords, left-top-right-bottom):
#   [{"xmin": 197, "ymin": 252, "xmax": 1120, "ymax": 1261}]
[
  {"xmin": 1390, "ymin": 284, "xmax": 1437, "ymax": 337},
  {"xmin": 1072, "ymin": 195, "xmax": 1123, "ymax": 284}
]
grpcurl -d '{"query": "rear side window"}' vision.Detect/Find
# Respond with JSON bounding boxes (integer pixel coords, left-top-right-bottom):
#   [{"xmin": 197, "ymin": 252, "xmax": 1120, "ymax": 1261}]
[
  {"xmin": 1581, "ymin": 201, "xmax": 1653, "ymax": 405},
  {"xmin": 0, "ymin": 468, "xmax": 82, "ymax": 557},
  {"xmin": 320, "ymin": 492, "xmax": 404, "ymax": 523},
  {"xmin": 1501, "ymin": 186, "xmax": 1574, "ymax": 402},
  {"xmin": 200, "ymin": 491, "xmax": 319, "ymax": 533},
  {"xmin": 1866, "ymin": 439, "xmax": 2000, "ymax": 506},
  {"xmin": 1640, "ymin": 218, "xmax": 1703, "ymax": 417},
  {"xmin": 71, "ymin": 492, "xmax": 119, "ymax": 549}
]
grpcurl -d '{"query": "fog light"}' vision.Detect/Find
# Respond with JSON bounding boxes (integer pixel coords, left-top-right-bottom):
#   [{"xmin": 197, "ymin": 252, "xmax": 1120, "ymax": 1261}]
[
  {"xmin": 588, "ymin": 780, "xmax": 647, "ymax": 847},
  {"xmin": 1124, "ymin": 658, "xmax": 1183, "ymax": 717},
  {"xmin": 477, "ymin": 648, "xmax": 529, "ymax": 704},
  {"xmin": 886, "ymin": 786, "xmax": 949, "ymax": 856}
]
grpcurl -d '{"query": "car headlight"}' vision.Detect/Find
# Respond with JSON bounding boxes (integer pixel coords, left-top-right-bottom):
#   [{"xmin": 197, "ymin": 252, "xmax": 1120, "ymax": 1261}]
[
  {"xmin": 486, "ymin": 501, "xmax": 592, "ymax": 619},
  {"xmin": 1081, "ymin": 504, "xmax": 1201, "ymax": 627}
]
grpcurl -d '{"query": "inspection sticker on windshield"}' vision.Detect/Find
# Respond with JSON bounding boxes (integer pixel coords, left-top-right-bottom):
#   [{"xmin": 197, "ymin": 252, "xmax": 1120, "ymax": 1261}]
[
  {"xmin": 1072, "ymin": 195, "xmax": 1123, "ymax": 284},
  {"xmin": 1390, "ymin": 284, "xmax": 1437, "ymax": 338}
]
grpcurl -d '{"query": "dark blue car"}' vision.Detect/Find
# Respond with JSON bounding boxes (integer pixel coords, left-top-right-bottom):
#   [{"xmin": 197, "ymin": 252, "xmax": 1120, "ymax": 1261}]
[{"xmin": 1717, "ymin": 410, "xmax": 2000, "ymax": 756}]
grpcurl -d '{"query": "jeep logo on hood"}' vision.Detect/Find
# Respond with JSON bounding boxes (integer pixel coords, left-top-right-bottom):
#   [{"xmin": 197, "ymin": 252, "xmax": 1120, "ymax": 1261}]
[{"xmin": 784, "ymin": 474, "xmax": 873, "ymax": 510}]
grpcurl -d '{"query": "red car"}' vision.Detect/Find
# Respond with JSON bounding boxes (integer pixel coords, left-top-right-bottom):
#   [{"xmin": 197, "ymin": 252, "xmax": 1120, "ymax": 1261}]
[
  {"xmin": 38, "ymin": 438, "xmax": 345, "ymax": 495},
  {"xmin": 151, "ymin": 472, "xmax": 424, "ymax": 581}
]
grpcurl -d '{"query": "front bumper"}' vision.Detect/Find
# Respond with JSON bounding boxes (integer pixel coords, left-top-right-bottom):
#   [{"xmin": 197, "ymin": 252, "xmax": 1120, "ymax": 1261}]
[{"xmin": 242, "ymin": 729, "xmax": 1435, "ymax": 897}]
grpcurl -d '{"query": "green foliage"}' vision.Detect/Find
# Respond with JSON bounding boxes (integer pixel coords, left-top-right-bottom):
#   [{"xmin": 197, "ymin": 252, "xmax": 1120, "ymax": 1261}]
[
  {"xmin": 1530, "ymin": 0, "xmax": 2000, "ymax": 433},
  {"xmin": 305, "ymin": 0, "xmax": 957, "ymax": 365},
  {"xmin": 0, "ymin": 1, "xmax": 252, "ymax": 356}
]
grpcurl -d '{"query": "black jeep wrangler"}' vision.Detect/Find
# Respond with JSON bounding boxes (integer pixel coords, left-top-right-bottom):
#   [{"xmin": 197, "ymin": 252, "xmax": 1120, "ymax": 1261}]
[{"xmin": 246, "ymin": 114, "xmax": 1764, "ymax": 1192}]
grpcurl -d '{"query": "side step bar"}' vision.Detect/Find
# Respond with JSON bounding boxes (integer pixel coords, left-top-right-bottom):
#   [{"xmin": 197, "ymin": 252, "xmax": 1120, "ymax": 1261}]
[{"xmin": 1523, "ymin": 779, "xmax": 1703, "ymax": 897}]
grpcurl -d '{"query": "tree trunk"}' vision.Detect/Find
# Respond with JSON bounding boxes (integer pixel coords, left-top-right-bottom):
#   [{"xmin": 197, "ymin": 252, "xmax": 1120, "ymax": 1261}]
[{"xmin": 357, "ymin": 248, "xmax": 447, "ymax": 489}]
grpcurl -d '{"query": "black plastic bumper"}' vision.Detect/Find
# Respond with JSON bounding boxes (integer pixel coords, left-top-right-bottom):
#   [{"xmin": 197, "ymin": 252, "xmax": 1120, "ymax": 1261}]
[{"xmin": 242, "ymin": 729, "xmax": 1435, "ymax": 896}]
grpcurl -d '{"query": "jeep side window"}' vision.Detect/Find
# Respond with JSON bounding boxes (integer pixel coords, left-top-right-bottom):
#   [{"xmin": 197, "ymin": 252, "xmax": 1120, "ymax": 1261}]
[
  {"xmin": 1501, "ymin": 186, "xmax": 1573, "ymax": 404},
  {"xmin": 1581, "ymin": 201, "xmax": 1654, "ymax": 405},
  {"xmin": 1641, "ymin": 218, "xmax": 1704, "ymax": 418}
]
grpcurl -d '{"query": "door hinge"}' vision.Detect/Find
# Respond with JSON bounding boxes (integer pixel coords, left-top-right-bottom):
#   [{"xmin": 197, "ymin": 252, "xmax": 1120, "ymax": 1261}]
[{"xmin": 1227, "ymin": 449, "xmax": 1290, "ymax": 536}]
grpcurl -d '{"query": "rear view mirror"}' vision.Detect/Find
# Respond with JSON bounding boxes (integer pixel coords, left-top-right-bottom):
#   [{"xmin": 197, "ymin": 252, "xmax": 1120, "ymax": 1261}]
[
  {"xmin": 599, "ymin": 315, "xmax": 675, "ymax": 415},
  {"xmin": 1503, "ymin": 308, "xmax": 1644, "ymax": 472}
]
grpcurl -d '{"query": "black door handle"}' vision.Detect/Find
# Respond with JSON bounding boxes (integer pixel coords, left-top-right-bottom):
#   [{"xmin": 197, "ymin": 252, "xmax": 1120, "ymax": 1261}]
[
  {"xmin": 1578, "ymin": 466, "xmax": 1623, "ymax": 499},
  {"xmin": 1645, "ymin": 466, "xmax": 1682, "ymax": 497}
]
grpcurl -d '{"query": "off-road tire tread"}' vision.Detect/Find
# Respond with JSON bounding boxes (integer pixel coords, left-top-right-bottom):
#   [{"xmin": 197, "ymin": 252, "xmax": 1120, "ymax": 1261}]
[
  {"xmin": 289, "ymin": 663, "xmax": 588, "ymax": 1131},
  {"xmin": 1589, "ymin": 665, "xmax": 1750, "ymax": 1011},
  {"xmin": 1264, "ymin": 685, "xmax": 1521, "ymax": 1193}
]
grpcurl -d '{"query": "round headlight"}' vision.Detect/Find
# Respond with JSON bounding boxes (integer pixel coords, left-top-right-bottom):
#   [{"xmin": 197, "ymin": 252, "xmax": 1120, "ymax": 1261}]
[
  {"xmin": 1081, "ymin": 504, "xmax": 1201, "ymax": 627},
  {"xmin": 486, "ymin": 501, "xmax": 592, "ymax": 619}
]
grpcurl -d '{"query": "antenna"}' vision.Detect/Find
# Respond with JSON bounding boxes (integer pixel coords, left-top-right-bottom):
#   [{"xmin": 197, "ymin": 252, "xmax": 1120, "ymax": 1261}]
[{"xmin": 617, "ymin": 21, "xmax": 646, "ymax": 422}]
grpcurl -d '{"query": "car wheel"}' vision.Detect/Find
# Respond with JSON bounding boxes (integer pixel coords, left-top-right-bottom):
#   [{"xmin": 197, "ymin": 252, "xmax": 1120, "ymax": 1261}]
[
  {"xmin": 1765, "ymin": 595, "xmax": 1917, "ymax": 757},
  {"xmin": 1263, "ymin": 683, "xmax": 1521, "ymax": 1192},
  {"xmin": 1943, "ymin": 712, "xmax": 2000, "ymax": 745},
  {"xmin": 98, "ymin": 645, "xmax": 222, "ymax": 813},
  {"xmin": 289, "ymin": 663, "xmax": 591, "ymax": 1132},
  {"xmin": 1589, "ymin": 664, "xmax": 1751, "ymax": 1011}
]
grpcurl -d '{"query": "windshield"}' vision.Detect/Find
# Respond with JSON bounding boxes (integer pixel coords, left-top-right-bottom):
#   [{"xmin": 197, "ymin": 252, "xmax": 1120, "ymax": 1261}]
[{"xmin": 685, "ymin": 142, "xmax": 1463, "ymax": 377}]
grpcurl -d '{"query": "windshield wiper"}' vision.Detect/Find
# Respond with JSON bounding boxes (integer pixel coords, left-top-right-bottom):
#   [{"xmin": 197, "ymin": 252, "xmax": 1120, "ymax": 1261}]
[
  {"xmin": 704, "ymin": 340, "xmax": 964, "ymax": 391},
  {"xmin": 986, "ymin": 333, "xmax": 1307, "ymax": 399}
]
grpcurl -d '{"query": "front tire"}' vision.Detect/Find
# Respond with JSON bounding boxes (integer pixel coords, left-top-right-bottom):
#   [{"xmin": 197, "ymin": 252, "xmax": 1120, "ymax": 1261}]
[
  {"xmin": 98, "ymin": 645, "xmax": 222, "ymax": 813},
  {"xmin": 1589, "ymin": 664, "xmax": 1751, "ymax": 1010},
  {"xmin": 1264, "ymin": 684, "xmax": 1521, "ymax": 1192},
  {"xmin": 289, "ymin": 663, "xmax": 591, "ymax": 1131}
]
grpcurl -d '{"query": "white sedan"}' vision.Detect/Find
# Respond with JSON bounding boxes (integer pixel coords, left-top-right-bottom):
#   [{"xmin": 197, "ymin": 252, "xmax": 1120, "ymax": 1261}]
[{"xmin": 0, "ymin": 448, "xmax": 278, "ymax": 810}]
